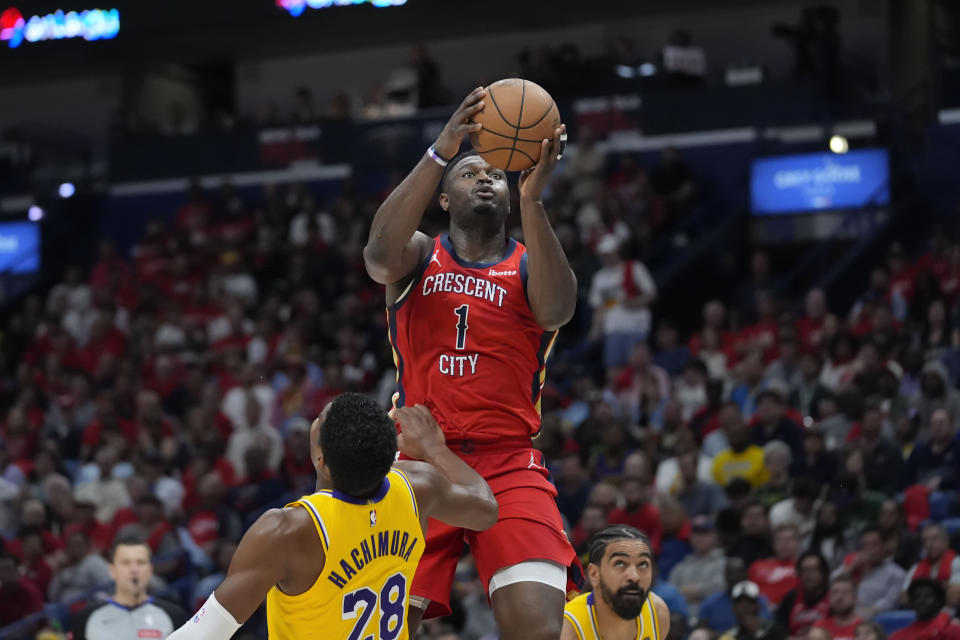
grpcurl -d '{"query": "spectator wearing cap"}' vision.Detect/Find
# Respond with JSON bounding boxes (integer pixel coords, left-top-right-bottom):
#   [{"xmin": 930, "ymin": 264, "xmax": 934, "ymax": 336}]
[
  {"xmin": 587, "ymin": 233, "xmax": 658, "ymax": 371},
  {"xmin": 890, "ymin": 578, "xmax": 960, "ymax": 640},
  {"xmin": 900, "ymin": 407, "xmax": 960, "ymax": 491},
  {"xmin": 719, "ymin": 580, "xmax": 787, "ymax": 640},
  {"xmin": 749, "ymin": 523, "xmax": 800, "ymax": 606},
  {"xmin": 774, "ymin": 550, "xmax": 830, "ymax": 638},
  {"xmin": 751, "ymin": 390, "xmax": 806, "ymax": 467},
  {"xmin": 699, "ymin": 557, "xmax": 773, "ymax": 634},
  {"xmin": 668, "ymin": 515, "xmax": 727, "ymax": 611},
  {"xmin": 712, "ymin": 404, "xmax": 769, "ymax": 489},
  {"xmin": 901, "ymin": 524, "xmax": 960, "ymax": 607},
  {"xmin": 812, "ymin": 573, "xmax": 863, "ymax": 640},
  {"xmin": 769, "ymin": 476, "xmax": 819, "ymax": 547},
  {"xmin": 837, "ymin": 526, "xmax": 906, "ymax": 619}
]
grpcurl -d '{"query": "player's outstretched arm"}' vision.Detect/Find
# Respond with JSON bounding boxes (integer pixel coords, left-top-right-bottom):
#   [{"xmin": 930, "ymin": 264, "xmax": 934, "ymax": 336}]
[
  {"xmin": 364, "ymin": 88, "xmax": 486, "ymax": 285},
  {"xmin": 517, "ymin": 125, "xmax": 577, "ymax": 331},
  {"xmin": 392, "ymin": 405, "xmax": 498, "ymax": 531},
  {"xmin": 167, "ymin": 507, "xmax": 315, "ymax": 640}
]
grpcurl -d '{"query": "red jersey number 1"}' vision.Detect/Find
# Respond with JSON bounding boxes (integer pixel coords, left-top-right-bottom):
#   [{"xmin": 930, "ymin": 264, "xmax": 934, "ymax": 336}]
[{"xmin": 454, "ymin": 304, "xmax": 469, "ymax": 350}]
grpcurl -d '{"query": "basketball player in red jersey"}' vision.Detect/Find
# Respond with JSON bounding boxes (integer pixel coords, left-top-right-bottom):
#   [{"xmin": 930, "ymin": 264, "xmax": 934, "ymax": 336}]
[{"xmin": 364, "ymin": 86, "xmax": 579, "ymax": 640}]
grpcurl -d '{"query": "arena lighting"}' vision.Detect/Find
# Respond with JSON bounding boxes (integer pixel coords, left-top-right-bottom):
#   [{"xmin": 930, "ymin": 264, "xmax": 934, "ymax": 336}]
[
  {"xmin": 639, "ymin": 63, "xmax": 657, "ymax": 77},
  {"xmin": 0, "ymin": 6, "xmax": 119, "ymax": 48},
  {"xmin": 27, "ymin": 205, "xmax": 44, "ymax": 221},
  {"xmin": 276, "ymin": 0, "xmax": 407, "ymax": 17},
  {"xmin": 58, "ymin": 182, "xmax": 75, "ymax": 198},
  {"xmin": 829, "ymin": 134, "xmax": 849, "ymax": 154}
]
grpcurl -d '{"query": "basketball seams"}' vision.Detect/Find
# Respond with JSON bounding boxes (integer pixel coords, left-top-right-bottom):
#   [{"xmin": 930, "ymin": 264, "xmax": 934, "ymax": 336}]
[
  {"xmin": 486, "ymin": 85, "xmax": 519, "ymax": 129},
  {"xmin": 504, "ymin": 80, "xmax": 526, "ymax": 171},
  {"xmin": 518, "ymin": 99, "xmax": 556, "ymax": 130}
]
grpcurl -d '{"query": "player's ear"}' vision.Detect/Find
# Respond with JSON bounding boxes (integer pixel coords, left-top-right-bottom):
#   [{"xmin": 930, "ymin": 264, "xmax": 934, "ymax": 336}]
[
  {"xmin": 438, "ymin": 192, "xmax": 449, "ymax": 212},
  {"xmin": 587, "ymin": 562, "xmax": 601, "ymax": 590}
]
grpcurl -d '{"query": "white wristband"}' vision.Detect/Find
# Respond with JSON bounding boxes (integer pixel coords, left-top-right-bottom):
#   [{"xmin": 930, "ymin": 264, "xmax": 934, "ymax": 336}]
[
  {"xmin": 167, "ymin": 592, "xmax": 242, "ymax": 640},
  {"xmin": 427, "ymin": 145, "xmax": 449, "ymax": 167}
]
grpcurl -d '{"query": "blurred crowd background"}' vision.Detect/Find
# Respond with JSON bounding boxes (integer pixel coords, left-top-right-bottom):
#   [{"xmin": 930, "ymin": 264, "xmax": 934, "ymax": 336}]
[{"xmin": 2, "ymin": 1, "xmax": 960, "ymax": 639}]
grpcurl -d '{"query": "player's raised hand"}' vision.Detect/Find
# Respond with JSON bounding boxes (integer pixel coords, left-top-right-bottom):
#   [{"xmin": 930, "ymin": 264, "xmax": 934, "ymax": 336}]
[
  {"xmin": 518, "ymin": 124, "xmax": 567, "ymax": 202},
  {"xmin": 394, "ymin": 404, "xmax": 447, "ymax": 461},
  {"xmin": 433, "ymin": 87, "xmax": 486, "ymax": 159}
]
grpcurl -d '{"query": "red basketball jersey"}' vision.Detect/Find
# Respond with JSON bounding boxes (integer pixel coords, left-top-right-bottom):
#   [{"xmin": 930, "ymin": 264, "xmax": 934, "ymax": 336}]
[{"xmin": 387, "ymin": 234, "xmax": 557, "ymax": 442}]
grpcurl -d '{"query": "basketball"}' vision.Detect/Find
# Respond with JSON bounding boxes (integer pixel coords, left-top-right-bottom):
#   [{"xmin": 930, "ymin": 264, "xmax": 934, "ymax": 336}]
[{"xmin": 469, "ymin": 78, "xmax": 562, "ymax": 172}]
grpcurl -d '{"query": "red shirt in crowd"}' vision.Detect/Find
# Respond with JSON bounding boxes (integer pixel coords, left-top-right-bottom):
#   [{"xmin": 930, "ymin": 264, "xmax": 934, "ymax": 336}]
[
  {"xmin": 890, "ymin": 612, "xmax": 960, "ymax": 640},
  {"xmin": 607, "ymin": 504, "xmax": 662, "ymax": 553},
  {"xmin": 748, "ymin": 558, "xmax": 798, "ymax": 605},
  {"xmin": 795, "ymin": 316, "xmax": 825, "ymax": 352},
  {"xmin": 814, "ymin": 616, "xmax": 863, "ymax": 640}
]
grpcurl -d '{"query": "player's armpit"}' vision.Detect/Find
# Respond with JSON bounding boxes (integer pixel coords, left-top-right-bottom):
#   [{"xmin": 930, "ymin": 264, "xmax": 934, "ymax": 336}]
[
  {"xmin": 396, "ymin": 459, "xmax": 498, "ymax": 532},
  {"xmin": 212, "ymin": 508, "xmax": 315, "ymax": 624}
]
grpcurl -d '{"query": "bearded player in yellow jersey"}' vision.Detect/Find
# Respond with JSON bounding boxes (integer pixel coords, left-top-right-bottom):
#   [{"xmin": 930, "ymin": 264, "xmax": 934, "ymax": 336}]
[
  {"xmin": 562, "ymin": 526, "xmax": 671, "ymax": 640},
  {"xmin": 168, "ymin": 393, "xmax": 497, "ymax": 640}
]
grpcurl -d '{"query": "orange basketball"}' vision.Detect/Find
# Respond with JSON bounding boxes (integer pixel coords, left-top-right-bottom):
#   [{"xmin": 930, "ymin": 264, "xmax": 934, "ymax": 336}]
[{"xmin": 469, "ymin": 78, "xmax": 562, "ymax": 172}]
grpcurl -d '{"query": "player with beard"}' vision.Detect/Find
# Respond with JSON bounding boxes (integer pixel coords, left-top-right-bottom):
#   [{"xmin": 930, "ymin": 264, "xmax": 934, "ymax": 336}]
[{"xmin": 561, "ymin": 526, "xmax": 670, "ymax": 640}]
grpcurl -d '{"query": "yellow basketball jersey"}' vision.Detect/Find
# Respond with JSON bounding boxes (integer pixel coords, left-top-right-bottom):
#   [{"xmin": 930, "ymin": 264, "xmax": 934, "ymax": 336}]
[
  {"xmin": 563, "ymin": 591, "xmax": 661, "ymax": 640},
  {"xmin": 266, "ymin": 468, "xmax": 424, "ymax": 640}
]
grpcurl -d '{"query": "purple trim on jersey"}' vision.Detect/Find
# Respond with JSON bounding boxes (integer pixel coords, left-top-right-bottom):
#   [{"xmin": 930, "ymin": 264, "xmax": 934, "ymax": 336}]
[{"xmin": 332, "ymin": 476, "xmax": 391, "ymax": 505}]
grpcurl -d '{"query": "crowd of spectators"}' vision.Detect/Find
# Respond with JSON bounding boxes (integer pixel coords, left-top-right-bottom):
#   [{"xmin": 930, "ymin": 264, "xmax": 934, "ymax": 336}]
[{"xmin": 1, "ymin": 118, "xmax": 960, "ymax": 640}]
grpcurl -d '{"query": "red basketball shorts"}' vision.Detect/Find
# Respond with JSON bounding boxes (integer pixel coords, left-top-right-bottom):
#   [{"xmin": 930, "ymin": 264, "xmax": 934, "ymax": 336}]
[{"xmin": 402, "ymin": 440, "xmax": 582, "ymax": 618}]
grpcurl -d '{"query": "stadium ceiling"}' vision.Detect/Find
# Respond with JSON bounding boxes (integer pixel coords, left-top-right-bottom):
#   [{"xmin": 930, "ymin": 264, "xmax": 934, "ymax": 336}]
[{"xmin": 3, "ymin": 0, "xmax": 780, "ymax": 81}]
